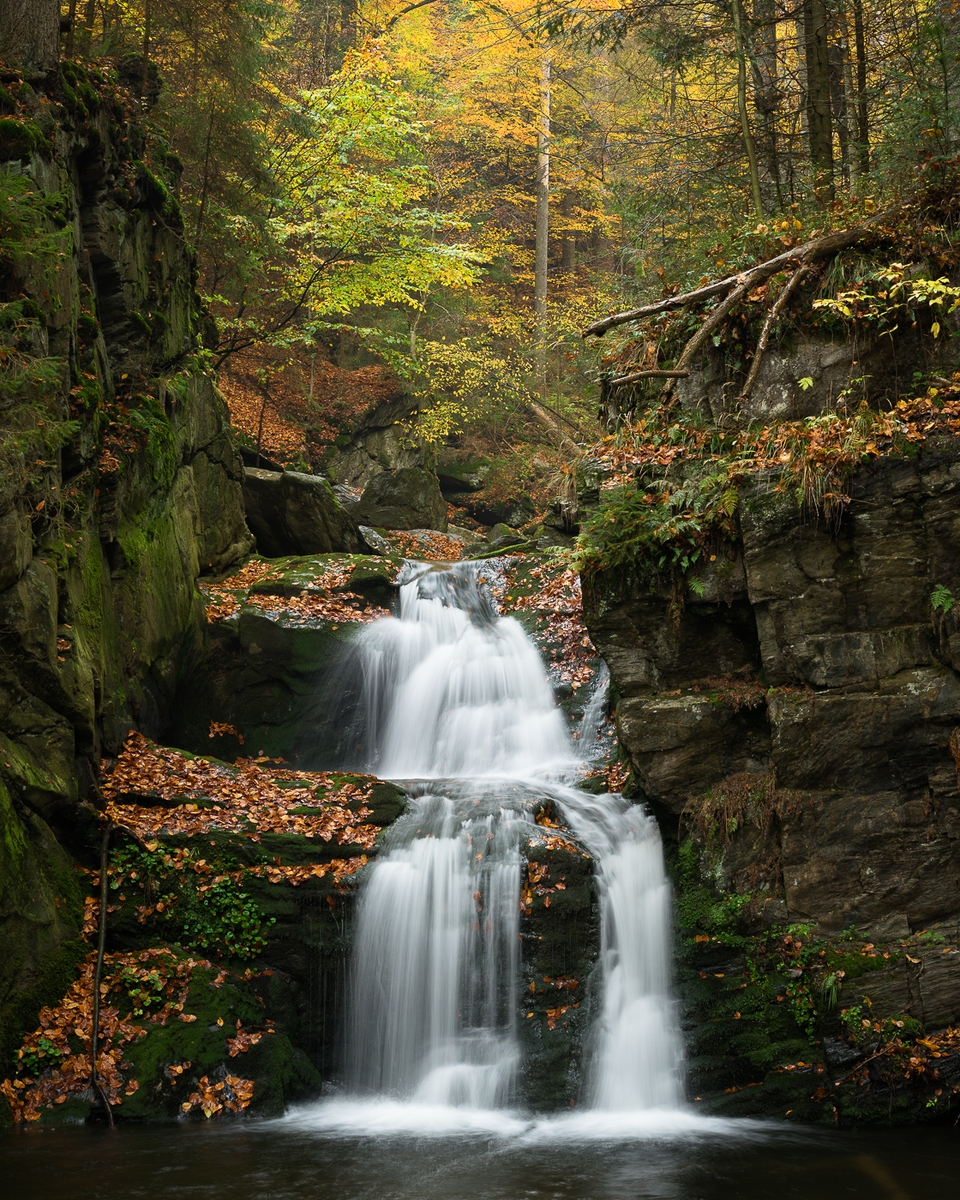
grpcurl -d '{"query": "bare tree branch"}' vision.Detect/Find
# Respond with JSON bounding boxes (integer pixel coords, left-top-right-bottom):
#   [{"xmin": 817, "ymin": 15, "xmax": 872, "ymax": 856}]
[{"xmin": 581, "ymin": 207, "xmax": 899, "ymax": 337}]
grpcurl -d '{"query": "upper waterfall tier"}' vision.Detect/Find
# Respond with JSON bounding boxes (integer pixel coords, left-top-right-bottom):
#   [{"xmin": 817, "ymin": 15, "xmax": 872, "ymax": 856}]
[{"xmin": 353, "ymin": 562, "xmax": 574, "ymax": 778}]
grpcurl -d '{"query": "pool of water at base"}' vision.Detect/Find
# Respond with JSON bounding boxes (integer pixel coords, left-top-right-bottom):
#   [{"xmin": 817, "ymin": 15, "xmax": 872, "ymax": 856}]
[{"xmin": 2, "ymin": 1103, "xmax": 958, "ymax": 1200}]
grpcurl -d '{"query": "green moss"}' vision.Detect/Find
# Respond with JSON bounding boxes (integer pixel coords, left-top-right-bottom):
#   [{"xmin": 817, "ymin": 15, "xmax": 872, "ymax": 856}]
[
  {"xmin": 60, "ymin": 62, "xmax": 100, "ymax": 116},
  {"xmin": 76, "ymin": 312, "xmax": 99, "ymax": 343},
  {"xmin": 116, "ymin": 962, "xmax": 320, "ymax": 1121},
  {"xmin": 0, "ymin": 939, "xmax": 86, "ymax": 1082},
  {"xmin": 0, "ymin": 118, "xmax": 48, "ymax": 162},
  {"xmin": 130, "ymin": 311, "xmax": 152, "ymax": 338}
]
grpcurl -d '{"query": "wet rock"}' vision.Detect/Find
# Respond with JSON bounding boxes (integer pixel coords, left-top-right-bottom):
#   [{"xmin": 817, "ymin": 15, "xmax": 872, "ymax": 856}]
[
  {"xmin": 353, "ymin": 468, "xmax": 448, "ymax": 532},
  {"xmin": 242, "ymin": 468, "xmax": 364, "ymax": 557}
]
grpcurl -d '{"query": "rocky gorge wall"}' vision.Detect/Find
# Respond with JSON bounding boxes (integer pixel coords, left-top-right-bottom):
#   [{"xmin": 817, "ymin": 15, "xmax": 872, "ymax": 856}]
[
  {"xmin": 583, "ymin": 331, "xmax": 960, "ymax": 1119},
  {"xmin": 0, "ymin": 63, "xmax": 251, "ymax": 1066},
  {"xmin": 586, "ymin": 451, "xmax": 960, "ymax": 947}
]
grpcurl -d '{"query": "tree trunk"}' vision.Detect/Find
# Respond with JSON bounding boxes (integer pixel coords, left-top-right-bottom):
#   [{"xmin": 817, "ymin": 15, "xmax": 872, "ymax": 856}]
[
  {"xmin": 802, "ymin": 0, "xmax": 834, "ymax": 194},
  {"xmin": 560, "ymin": 191, "xmax": 576, "ymax": 273},
  {"xmin": 0, "ymin": 0, "xmax": 59, "ymax": 73},
  {"xmin": 751, "ymin": 0, "xmax": 783, "ymax": 208},
  {"xmin": 731, "ymin": 0, "xmax": 764, "ymax": 217},
  {"xmin": 852, "ymin": 0, "xmax": 869, "ymax": 174},
  {"xmin": 829, "ymin": 38, "xmax": 850, "ymax": 186},
  {"xmin": 534, "ymin": 54, "xmax": 551, "ymax": 320},
  {"xmin": 534, "ymin": 53, "xmax": 551, "ymax": 398},
  {"xmin": 837, "ymin": 2, "xmax": 859, "ymax": 183}
]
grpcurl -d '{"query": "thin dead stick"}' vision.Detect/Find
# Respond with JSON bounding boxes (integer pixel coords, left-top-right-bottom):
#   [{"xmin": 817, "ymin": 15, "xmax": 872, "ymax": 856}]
[
  {"xmin": 739, "ymin": 264, "xmax": 811, "ymax": 401},
  {"xmin": 91, "ymin": 821, "xmax": 114, "ymax": 1126}
]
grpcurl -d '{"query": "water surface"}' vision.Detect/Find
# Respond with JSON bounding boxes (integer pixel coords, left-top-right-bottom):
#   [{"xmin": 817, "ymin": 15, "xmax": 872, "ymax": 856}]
[{"xmin": 2, "ymin": 1112, "xmax": 956, "ymax": 1200}]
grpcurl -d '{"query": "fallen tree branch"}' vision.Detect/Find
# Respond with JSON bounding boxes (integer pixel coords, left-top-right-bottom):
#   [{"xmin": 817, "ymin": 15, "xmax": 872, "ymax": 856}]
[
  {"xmin": 608, "ymin": 369, "xmax": 690, "ymax": 388},
  {"xmin": 524, "ymin": 398, "xmax": 582, "ymax": 455},
  {"xmin": 739, "ymin": 264, "xmax": 811, "ymax": 402},
  {"xmin": 660, "ymin": 279, "xmax": 753, "ymax": 402},
  {"xmin": 582, "ymin": 207, "xmax": 899, "ymax": 337}
]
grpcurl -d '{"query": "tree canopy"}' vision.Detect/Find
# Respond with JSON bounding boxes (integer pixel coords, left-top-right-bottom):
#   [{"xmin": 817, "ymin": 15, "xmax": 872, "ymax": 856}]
[{"xmin": 3, "ymin": 0, "xmax": 959, "ymax": 515}]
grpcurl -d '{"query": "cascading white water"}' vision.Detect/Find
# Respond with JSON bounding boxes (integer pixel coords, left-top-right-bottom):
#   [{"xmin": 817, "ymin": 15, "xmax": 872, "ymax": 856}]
[
  {"xmin": 341, "ymin": 560, "xmax": 683, "ymax": 1115},
  {"xmin": 552, "ymin": 787, "xmax": 683, "ymax": 1110},
  {"xmin": 353, "ymin": 563, "xmax": 572, "ymax": 778},
  {"xmin": 348, "ymin": 791, "xmax": 524, "ymax": 1106}
]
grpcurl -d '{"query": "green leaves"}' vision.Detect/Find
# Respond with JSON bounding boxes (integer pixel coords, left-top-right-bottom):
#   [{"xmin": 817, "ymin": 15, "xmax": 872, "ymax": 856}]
[
  {"xmin": 572, "ymin": 464, "xmax": 736, "ymax": 584},
  {"xmin": 930, "ymin": 583, "xmax": 955, "ymax": 615},
  {"xmin": 208, "ymin": 49, "xmax": 482, "ymax": 358}
]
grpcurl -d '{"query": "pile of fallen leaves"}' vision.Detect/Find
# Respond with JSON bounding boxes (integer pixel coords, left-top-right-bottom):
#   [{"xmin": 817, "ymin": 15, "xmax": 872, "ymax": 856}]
[
  {"xmin": 594, "ymin": 385, "xmax": 960, "ymax": 516},
  {"xmin": 219, "ymin": 374, "xmax": 308, "ymax": 464},
  {"xmin": 521, "ymin": 857, "xmax": 570, "ymax": 913},
  {"xmin": 182, "ymin": 1073, "xmax": 256, "ymax": 1119},
  {"xmin": 491, "ymin": 563, "xmax": 597, "ymax": 687},
  {"xmin": 201, "ymin": 558, "xmax": 390, "ymax": 626},
  {"xmin": 220, "ymin": 353, "xmax": 400, "ymax": 462},
  {"xmin": 102, "ymin": 732, "xmax": 380, "ymax": 853},
  {"xmin": 387, "ymin": 530, "xmax": 468, "ymax": 561},
  {"xmin": 0, "ymin": 948, "xmax": 256, "ymax": 1123}
]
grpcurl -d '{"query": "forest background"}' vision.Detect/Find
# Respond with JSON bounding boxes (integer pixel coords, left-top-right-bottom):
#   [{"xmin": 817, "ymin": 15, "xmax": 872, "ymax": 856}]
[{"xmin": 6, "ymin": 0, "xmax": 959, "ymax": 518}]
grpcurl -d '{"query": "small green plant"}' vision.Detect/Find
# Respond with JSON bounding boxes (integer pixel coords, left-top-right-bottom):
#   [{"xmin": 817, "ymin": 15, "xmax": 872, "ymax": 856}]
[
  {"xmin": 931, "ymin": 583, "xmax": 955, "ymax": 615},
  {"xmin": 17, "ymin": 1037, "xmax": 62, "ymax": 1074},
  {"xmin": 181, "ymin": 877, "xmax": 273, "ymax": 960},
  {"xmin": 114, "ymin": 966, "xmax": 166, "ymax": 1016}
]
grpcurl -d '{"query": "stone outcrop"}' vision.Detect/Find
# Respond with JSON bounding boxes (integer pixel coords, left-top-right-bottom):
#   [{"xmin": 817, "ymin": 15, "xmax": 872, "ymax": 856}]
[
  {"xmin": 0, "ymin": 66, "xmax": 251, "ymax": 1067},
  {"xmin": 585, "ymin": 452, "xmax": 960, "ymax": 941},
  {"xmin": 324, "ymin": 391, "xmax": 423, "ymax": 487},
  {"xmin": 242, "ymin": 468, "xmax": 364, "ymax": 557},
  {"xmin": 352, "ymin": 467, "xmax": 448, "ymax": 532}
]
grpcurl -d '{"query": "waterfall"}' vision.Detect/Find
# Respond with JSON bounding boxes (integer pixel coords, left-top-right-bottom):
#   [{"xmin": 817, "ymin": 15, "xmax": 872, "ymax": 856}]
[
  {"xmin": 337, "ymin": 560, "xmax": 683, "ymax": 1115},
  {"xmin": 553, "ymin": 788, "xmax": 684, "ymax": 1110},
  {"xmin": 351, "ymin": 562, "xmax": 572, "ymax": 778},
  {"xmin": 348, "ymin": 790, "xmax": 523, "ymax": 1106}
]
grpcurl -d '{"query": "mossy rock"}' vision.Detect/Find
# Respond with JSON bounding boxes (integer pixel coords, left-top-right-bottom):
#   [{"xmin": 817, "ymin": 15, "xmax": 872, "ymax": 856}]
[
  {"xmin": 115, "ymin": 965, "xmax": 321, "ymax": 1121},
  {"xmin": 0, "ymin": 118, "xmax": 48, "ymax": 162},
  {"xmin": 517, "ymin": 838, "xmax": 598, "ymax": 1111}
]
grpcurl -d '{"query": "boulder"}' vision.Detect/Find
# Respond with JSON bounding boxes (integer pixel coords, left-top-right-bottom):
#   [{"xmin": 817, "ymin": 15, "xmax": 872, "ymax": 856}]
[
  {"xmin": 353, "ymin": 468, "xmax": 448, "ymax": 532},
  {"xmin": 325, "ymin": 391, "xmax": 423, "ymax": 488},
  {"xmin": 486, "ymin": 522, "xmax": 524, "ymax": 547},
  {"xmin": 242, "ymin": 468, "xmax": 363, "ymax": 557}
]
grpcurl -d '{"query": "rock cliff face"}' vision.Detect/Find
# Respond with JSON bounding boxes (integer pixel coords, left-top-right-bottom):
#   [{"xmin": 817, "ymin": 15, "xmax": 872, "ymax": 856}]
[
  {"xmin": 583, "ymin": 439, "xmax": 960, "ymax": 1119},
  {"xmin": 0, "ymin": 65, "xmax": 251, "ymax": 1061},
  {"xmin": 585, "ymin": 452, "xmax": 960, "ymax": 947}
]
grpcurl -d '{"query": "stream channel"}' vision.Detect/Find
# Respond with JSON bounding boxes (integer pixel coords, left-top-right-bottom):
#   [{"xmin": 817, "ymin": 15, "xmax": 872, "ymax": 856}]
[{"xmin": 4, "ymin": 561, "xmax": 960, "ymax": 1196}]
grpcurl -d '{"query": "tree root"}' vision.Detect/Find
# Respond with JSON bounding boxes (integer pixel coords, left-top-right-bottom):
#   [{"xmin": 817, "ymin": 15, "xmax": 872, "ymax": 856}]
[{"xmin": 738, "ymin": 264, "xmax": 811, "ymax": 402}]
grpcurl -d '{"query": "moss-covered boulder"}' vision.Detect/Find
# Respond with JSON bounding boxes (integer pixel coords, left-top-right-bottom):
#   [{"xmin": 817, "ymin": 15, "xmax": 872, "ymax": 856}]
[
  {"xmin": 242, "ymin": 468, "xmax": 364, "ymax": 557},
  {"xmin": 353, "ymin": 467, "xmax": 448, "ymax": 532}
]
